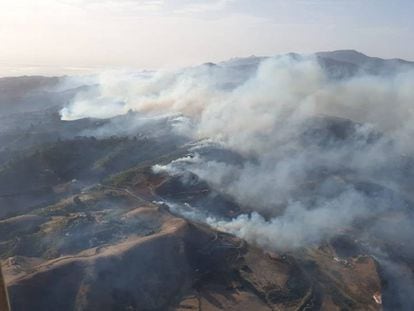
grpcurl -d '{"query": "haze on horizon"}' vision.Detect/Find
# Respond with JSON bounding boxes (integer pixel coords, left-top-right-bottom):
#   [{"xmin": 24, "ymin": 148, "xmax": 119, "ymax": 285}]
[{"xmin": 0, "ymin": 0, "xmax": 413, "ymax": 76}]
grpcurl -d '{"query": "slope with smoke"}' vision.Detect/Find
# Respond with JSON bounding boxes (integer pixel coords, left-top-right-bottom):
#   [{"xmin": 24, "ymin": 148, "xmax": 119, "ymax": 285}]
[
  {"xmin": 60, "ymin": 54, "xmax": 414, "ymax": 308},
  {"xmin": 61, "ymin": 54, "xmax": 414, "ymax": 254}
]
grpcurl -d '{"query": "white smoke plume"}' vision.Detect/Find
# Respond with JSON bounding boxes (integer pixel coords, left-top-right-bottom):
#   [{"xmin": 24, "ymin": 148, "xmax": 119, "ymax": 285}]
[{"xmin": 60, "ymin": 54, "xmax": 414, "ymax": 252}]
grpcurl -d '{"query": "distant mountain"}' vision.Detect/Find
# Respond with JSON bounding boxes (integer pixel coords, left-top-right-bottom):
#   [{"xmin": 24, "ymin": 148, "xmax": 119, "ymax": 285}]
[
  {"xmin": 213, "ymin": 50, "xmax": 414, "ymax": 80},
  {"xmin": 316, "ymin": 49, "xmax": 414, "ymax": 78},
  {"xmin": 316, "ymin": 49, "xmax": 414, "ymax": 67}
]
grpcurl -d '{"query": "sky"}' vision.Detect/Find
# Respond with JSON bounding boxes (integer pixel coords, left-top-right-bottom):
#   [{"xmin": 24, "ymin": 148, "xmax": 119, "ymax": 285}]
[{"xmin": 0, "ymin": 0, "xmax": 413, "ymax": 76}]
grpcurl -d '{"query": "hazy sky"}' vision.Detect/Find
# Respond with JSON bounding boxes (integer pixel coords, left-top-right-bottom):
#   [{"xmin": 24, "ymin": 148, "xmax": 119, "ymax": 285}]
[{"xmin": 0, "ymin": 0, "xmax": 413, "ymax": 76}]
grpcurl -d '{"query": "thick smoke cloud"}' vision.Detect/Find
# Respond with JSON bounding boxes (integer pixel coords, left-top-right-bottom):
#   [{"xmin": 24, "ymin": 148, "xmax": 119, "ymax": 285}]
[
  {"xmin": 60, "ymin": 54, "xmax": 414, "ymax": 307},
  {"xmin": 62, "ymin": 56, "xmax": 414, "ymax": 234},
  {"xmin": 61, "ymin": 55, "xmax": 414, "ymax": 252},
  {"xmin": 61, "ymin": 56, "xmax": 414, "ymax": 154}
]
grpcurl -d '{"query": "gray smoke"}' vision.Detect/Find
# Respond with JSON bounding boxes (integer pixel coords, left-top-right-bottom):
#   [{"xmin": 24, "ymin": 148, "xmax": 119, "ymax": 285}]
[
  {"xmin": 60, "ymin": 53, "xmax": 414, "ymax": 308},
  {"xmin": 60, "ymin": 54, "xmax": 414, "ymax": 250}
]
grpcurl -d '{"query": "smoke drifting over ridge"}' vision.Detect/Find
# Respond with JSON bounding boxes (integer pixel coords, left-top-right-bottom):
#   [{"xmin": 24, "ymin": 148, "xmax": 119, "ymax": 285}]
[
  {"xmin": 59, "ymin": 52, "xmax": 414, "ymax": 308},
  {"xmin": 61, "ymin": 53, "xmax": 414, "ymax": 252},
  {"xmin": 61, "ymin": 54, "xmax": 414, "ymax": 149}
]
